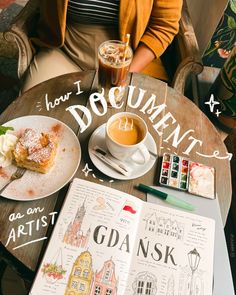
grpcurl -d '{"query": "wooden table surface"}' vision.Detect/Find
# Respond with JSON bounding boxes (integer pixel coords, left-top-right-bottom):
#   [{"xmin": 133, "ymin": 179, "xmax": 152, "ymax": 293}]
[{"xmin": 0, "ymin": 70, "xmax": 232, "ymax": 277}]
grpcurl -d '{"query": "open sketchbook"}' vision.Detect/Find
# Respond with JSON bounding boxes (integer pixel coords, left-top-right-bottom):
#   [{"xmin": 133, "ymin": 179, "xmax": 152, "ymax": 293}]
[{"xmin": 30, "ymin": 178, "xmax": 215, "ymax": 295}]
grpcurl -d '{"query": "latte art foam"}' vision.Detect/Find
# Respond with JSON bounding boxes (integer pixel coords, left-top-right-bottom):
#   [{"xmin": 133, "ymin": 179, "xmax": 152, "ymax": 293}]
[{"xmin": 108, "ymin": 116, "xmax": 144, "ymax": 145}]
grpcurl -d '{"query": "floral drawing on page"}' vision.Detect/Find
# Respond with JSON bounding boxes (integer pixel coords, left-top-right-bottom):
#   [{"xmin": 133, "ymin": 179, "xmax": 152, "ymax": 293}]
[{"xmin": 41, "ymin": 248, "xmax": 66, "ymax": 284}]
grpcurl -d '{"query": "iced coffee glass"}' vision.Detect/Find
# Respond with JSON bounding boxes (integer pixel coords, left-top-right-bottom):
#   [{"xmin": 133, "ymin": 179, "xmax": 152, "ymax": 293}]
[{"xmin": 98, "ymin": 40, "xmax": 133, "ymax": 106}]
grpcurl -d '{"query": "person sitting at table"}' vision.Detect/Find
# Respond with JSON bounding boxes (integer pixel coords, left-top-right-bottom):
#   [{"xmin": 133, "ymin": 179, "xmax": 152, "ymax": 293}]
[{"xmin": 22, "ymin": 0, "xmax": 183, "ymax": 92}]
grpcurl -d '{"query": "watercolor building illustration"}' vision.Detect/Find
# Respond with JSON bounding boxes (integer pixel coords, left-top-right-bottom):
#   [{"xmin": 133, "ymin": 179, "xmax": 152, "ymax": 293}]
[
  {"xmin": 144, "ymin": 213, "xmax": 184, "ymax": 240},
  {"xmin": 65, "ymin": 250, "xmax": 94, "ymax": 295},
  {"xmin": 90, "ymin": 257, "xmax": 118, "ymax": 295},
  {"xmin": 65, "ymin": 252, "xmax": 118, "ymax": 295},
  {"xmin": 132, "ymin": 271, "xmax": 157, "ymax": 295},
  {"xmin": 63, "ymin": 200, "xmax": 91, "ymax": 248}
]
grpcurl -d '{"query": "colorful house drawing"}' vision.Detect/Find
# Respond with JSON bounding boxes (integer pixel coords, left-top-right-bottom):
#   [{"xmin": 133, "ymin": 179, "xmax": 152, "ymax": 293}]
[
  {"xmin": 63, "ymin": 200, "xmax": 90, "ymax": 248},
  {"xmin": 90, "ymin": 257, "xmax": 118, "ymax": 295},
  {"xmin": 65, "ymin": 250, "xmax": 94, "ymax": 295}
]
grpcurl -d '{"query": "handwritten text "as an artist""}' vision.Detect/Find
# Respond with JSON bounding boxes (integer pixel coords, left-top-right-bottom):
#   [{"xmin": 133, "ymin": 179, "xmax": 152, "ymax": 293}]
[{"xmin": 5, "ymin": 207, "xmax": 57, "ymax": 250}]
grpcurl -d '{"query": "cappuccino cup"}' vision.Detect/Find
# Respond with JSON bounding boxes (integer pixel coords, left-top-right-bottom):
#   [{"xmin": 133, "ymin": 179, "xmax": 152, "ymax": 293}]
[{"xmin": 105, "ymin": 112, "xmax": 150, "ymax": 164}]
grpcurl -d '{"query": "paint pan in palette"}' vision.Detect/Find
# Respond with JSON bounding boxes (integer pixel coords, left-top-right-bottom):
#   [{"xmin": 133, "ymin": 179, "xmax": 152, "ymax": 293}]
[
  {"xmin": 159, "ymin": 153, "xmax": 215, "ymax": 199},
  {"xmin": 160, "ymin": 153, "xmax": 189, "ymax": 191}
]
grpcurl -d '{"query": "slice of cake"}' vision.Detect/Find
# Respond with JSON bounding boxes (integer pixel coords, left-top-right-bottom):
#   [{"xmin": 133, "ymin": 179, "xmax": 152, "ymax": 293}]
[{"xmin": 13, "ymin": 128, "xmax": 57, "ymax": 173}]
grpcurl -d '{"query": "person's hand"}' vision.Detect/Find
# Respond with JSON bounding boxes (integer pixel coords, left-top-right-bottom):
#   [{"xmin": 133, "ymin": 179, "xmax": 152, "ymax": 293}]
[{"xmin": 129, "ymin": 44, "xmax": 155, "ymax": 73}]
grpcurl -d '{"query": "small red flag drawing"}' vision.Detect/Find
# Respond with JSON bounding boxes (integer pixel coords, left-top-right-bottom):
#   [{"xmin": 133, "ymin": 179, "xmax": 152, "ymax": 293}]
[{"xmin": 122, "ymin": 201, "xmax": 136, "ymax": 214}]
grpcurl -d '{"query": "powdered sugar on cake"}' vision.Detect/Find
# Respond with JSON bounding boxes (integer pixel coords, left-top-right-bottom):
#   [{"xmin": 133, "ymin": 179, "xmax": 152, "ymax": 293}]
[
  {"xmin": 18, "ymin": 129, "xmax": 42, "ymax": 154},
  {"xmin": 28, "ymin": 145, "xmax": 54, "ymax": 163},
  {"xmin": 13, "ymin": 128, "xmax": 58, "ymax": 173}
]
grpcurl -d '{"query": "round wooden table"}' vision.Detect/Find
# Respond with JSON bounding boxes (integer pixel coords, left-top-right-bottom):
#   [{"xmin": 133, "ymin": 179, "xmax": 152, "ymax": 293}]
[{"xmin": 0, "ymin": 70, "xmax": 232, "ymax": 279}]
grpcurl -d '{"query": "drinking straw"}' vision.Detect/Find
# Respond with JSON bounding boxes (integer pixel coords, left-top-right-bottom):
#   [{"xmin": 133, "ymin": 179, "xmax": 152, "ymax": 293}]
[{"xmin": 123, "ymin": 33, "xmax": 130, "ymax": 62}]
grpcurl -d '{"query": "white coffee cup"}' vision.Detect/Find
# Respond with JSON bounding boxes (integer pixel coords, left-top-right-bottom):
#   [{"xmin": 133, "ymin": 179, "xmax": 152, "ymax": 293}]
[{"xmin": 105, "ymin": 112, "xmax": 150, "ymax": 164}]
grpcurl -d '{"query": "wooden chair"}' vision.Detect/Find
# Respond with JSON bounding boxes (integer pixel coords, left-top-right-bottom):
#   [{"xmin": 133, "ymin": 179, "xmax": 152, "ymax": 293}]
[{"xmin": 3, "ymin": 0, "xmax": 203, "ymax": 95}]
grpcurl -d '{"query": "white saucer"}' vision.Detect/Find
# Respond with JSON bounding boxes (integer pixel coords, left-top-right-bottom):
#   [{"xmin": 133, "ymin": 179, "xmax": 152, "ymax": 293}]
[{"xmin": 88, "ymin": 124, "xmax": 157, "ymax": 180}]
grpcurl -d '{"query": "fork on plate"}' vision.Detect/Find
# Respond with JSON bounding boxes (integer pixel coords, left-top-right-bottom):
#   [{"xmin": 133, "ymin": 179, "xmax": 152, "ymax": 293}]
[{"xmin": 0, "ymin": 167, "xmax": 26, "ymax": 195}]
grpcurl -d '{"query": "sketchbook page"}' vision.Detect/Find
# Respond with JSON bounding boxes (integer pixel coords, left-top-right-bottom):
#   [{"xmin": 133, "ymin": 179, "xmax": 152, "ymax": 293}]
[
  {"xmin": 124, "ymin": 202, "xmax": 215, "ymax": 295},
  {"xmin": 30, "ymin": 178, "xmax": 143, "ymax": 295},
  {"xmin": 147, "ymin": 187, "xmax": 235, "ymax": 295}
]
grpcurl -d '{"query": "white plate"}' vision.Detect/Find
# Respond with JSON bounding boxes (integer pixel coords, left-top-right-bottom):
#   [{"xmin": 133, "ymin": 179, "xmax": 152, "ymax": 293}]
[
  {"xmin": 88, "ymin": 124, "xmax": 157, "ymax": 180},
  {"xmin": 0, "ymin": 115, "xmax": 81, "ymax": 201}
]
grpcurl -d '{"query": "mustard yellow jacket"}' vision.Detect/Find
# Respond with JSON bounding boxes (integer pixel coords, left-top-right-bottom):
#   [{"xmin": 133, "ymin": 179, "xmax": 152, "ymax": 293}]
[{"xmin": 33, "ymin": 0, "xmax": 183, "ymax": 80}]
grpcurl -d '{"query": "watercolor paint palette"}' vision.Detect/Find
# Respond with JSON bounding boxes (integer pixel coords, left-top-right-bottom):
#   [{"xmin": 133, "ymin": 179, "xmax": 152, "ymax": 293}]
[{"xmin": 159, "ymin": 153, "xmax": 215, "ymax": 199}]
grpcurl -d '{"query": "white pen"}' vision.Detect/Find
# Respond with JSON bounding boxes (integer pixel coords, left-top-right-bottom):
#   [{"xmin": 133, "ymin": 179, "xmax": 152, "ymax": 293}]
[{"xmin": 92, "ymin": 146, "xmax": 132, "ymax": 176}]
